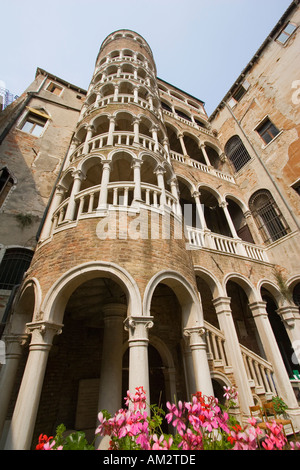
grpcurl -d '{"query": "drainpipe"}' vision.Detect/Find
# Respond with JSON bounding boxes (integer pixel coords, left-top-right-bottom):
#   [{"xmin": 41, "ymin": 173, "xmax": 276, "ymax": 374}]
[{"xmin": 222, "ymin": 101, "xmax": 300, "ymax": 231}]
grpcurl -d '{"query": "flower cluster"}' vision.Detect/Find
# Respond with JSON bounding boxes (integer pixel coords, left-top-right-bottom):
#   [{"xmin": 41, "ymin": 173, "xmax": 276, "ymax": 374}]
[
  {"xmin": 96, "ymin": 386, "xmax": 171, "ymax": 450},
  {"xmin": 37, "ymin": 386, "xmax": 300, "ymax": 451}
]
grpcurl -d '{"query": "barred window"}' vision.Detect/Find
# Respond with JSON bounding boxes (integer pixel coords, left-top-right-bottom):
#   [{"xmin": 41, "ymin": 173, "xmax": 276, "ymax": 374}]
[
  {"xmin": 225, "ymin": 135, "xmax": 251, "ymax": 172},
  {"xmin": 249, "ymin": 189, "xmax": 290, "ymax": 244},
  {"xmin": 0, "ymin": 248, "xmax": 33, "ymax": 290}
]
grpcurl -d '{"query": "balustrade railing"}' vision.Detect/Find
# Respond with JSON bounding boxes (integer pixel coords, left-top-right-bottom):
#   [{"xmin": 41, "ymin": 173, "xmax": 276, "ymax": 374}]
[
  {"xmin": 70, "ymin": 132, "xmax": 168, "ymax": 162},
  {"xmin": 204, "ymin": 321, "xmax": 277, "ymax": 398},
  {"xmin": 50, "ymin": 182, "xmax": 179, "ymax": 233},
  {"xmin": 170, "ymin": 151, "xmax": 235, "ymax": 183},
  {"xmin": 186, "ymin": 226, "xmax": 268, "ymax": 262}
]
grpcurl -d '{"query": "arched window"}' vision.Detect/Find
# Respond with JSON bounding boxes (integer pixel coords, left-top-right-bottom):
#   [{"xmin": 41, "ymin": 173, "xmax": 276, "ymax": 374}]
[
  {"xmin": 249, "ymin": 189, "xmax": 290, "ymax": 243},
  {"xmin": 0, "ymin": 248, "xmax": 33, "ymax": 290},
  {"xmin": 225, "ymin": 135, "xmax": 251, "ymax": 172}
]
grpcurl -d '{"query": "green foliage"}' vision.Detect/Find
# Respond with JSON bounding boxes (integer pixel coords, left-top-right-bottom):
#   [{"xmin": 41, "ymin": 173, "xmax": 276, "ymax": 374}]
[
  {"xmin": 271, "ymin": 396, "xmax": 288, "ymax": 415},
  {"xmin": 52, "ymin": 424, "xmax": 95, "ymax": 450},
  {"xmin": 15, "ymin": 213, "xmax": 35, "ymax": 229}
]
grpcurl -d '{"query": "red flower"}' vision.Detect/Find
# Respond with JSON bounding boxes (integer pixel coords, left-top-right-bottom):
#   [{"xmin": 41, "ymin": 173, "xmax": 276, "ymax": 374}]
[{"xmin": 36, "ymin": 433, "xmax": 53, "ymax": 450}]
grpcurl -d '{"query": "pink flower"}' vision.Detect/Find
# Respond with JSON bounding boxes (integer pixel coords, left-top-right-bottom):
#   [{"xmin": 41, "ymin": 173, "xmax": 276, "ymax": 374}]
[
  {"xmin": 261, "ymin": 421, "xmax": 286, "ymax": 450},
  {"xmin": 290, "ymin": 441, "xmax": 300, "ymax": 450},
  {"xmin": 151, "ymin": 434, "xmax": 172, "ymax": 450},
  {"xmin": 43, "ymin": 440, "xmax": 62, "ymax": 450}
]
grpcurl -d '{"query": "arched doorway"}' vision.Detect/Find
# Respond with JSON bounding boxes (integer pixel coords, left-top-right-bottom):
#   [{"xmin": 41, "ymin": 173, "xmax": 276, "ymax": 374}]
[
  {"xmin": 226, "ymin": 280, "xmax": 263, "ymax": 356},
  {"xmin": 33, "ymin": 274, "xmax": 129, "ymax": 444},
  {"xmin": 261, "ymin": 287, "xmax": 300, "ymax": 377}
]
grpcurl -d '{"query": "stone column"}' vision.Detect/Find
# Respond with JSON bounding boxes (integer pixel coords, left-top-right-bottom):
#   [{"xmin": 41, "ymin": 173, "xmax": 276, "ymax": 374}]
[
  {"xmin": 178, "ymin": 133, "xmax": 188, "ymax": 156},
  {"xmin": 151, "ymin": 126, "xmax": 159, "ymax": 151},
  {"xmin": 124, "ymin": 316, "xmax": 153, "ymax": 411},
  {"xmin": 212, "ymin": 297, "xmax": 254, "ymax": 415},
  {"xmin": 0, "ymin": 334, "xmax": 28, "ymax": 442},
  {"xmin": 97, "ymin": 160, "xmax": 111, "ymax": 209},
  {"xmin": 4, "ymin": 321, "xmax": 62, "ymax": 450},
  {"xmin": 64, "ymin": 170, "xmax": 85, "ymax": 221},
  {"xmin": 107, "ymin": 116, "xmax": 116, "ymax": 146},
  {"xmin": 219, "ymin": 201, "xmax": 239, "ymax": 238},
  {"xmin": 183, "ymin": 327, "xmax": 214, "ymax": 397},
  {"xmin": 133, "ymin": 118, "xmax": 140, "ymax": 144},
  {"xmin": 131, "ymin": 159, "xmax": 143, "ymax": 203},
  {"xmin": 113, "ymin": 84, "xmax": 119, "ymax": 102},
  {"xmin": 249, "ymin": 301, "xmax": 300, "ymax": 415},
  {"xmin": 97, "ymin": 304, "xmax": 127, "ymax": 415},
  {"xmin": 200, "ymin": 144, "xmax": 211, "ymax": 166},
  {"xmin": 155, "ymin": 165, "xmax": 166, "ymax": 207},
  {"xmin": 83, "ymin": 125, "xmax": 94, "ymax": 154},
  {"xmin": 39, "ymin": 184, "xmax": 66, "ymax": 240},
  {"xmin": 169, "ymin": 177, "xmax": 181, "ymax": 216},
  {"xmin": 192, "ymin": 191, "xmax": 207, "ymax": 230}
]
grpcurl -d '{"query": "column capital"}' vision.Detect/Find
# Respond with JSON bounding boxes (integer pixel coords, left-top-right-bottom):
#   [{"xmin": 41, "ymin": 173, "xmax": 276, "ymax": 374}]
[
  {"xmin": 248, "ymin": 301, "xmax": 268, "ymax": 318},
  {"xmin": 212, "ymin": 296, "xmax": 232, "ymax": 312},
  {"xmin": 219, "ymin": 200, "xmax": 228, "ymax": 209},
  {"xmin": 101, "ymin": 159, "xmax": 111, "ymax": 168},
  {"xmin": 154, "ymin": 164, "xmax": 166, "ymax": 175},
  {"xmin": 277, "ymin": 305, "xmax": 300, "ymax": 328},
  {"xmin": 131, "ymin": 158, "xmax": 143, "ymax": 169},
  {"xmin": 192, "ymin": 190, "xmax": 201, "ymax": 199},
  {"xmin": 2, "ymin": 334, "xmax": 29, "ymax": 360},
  {"xmin": 124, "ymin": 315, "xmax": 154, "ymax": 340},
  {"xmin": 183, "ymin": 326, "xmax": 206, "ymax": 347},
  {"xmin": 71, "ymin": 169, "xmax": 86, "ymax": 181},
  {"xmin": 26, "ymin": 321, "xmax": 63, "ymax": 349}
]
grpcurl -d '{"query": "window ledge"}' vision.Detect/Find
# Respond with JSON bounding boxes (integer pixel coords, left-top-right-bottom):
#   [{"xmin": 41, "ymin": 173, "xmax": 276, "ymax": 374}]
[{"xmin": 261, "ymin": 130, "xmax": 283, "ymax": 149}]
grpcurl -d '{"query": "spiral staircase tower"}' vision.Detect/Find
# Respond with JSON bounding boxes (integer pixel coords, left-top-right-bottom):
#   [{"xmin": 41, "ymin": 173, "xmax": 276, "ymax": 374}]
[{"xmin": 2, "ymin": 30, "xmax": 213, "ymax": 449}]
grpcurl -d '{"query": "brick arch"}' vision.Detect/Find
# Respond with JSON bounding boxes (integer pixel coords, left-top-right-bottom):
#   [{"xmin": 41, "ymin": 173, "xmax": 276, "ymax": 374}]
[
  {"xmin": 10, "ymin": 278, "xmax": 42, "ymax": 334},
  {"xmin": 143, "ymin": 269, "xmax": 202, "ymax": 329},
  {"xmin": 224, "ymin": 272, "xmax": 259, "ymax": 304},
  {"xmin": 41, "ymin": 261, "xmax": 142, "ymax": 325}
]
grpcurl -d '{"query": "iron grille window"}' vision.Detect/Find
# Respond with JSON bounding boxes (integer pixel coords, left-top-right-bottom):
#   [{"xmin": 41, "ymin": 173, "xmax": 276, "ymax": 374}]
[
  {"xmin": 225, "ymin": 135, "xmax": 251, "ymax": 172},
  {"xmin": 0, "ymin": 248, "xmax": 33, "ymax": 290},
  {"xmin": 249, "ymin": 190, "xmax": 290, "ymax": 244}
]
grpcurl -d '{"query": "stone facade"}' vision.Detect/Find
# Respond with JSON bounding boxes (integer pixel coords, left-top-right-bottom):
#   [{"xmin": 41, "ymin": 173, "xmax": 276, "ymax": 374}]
[{"xmin": 0, "ymin": 2, "xmax": 300, "ymax": 450}]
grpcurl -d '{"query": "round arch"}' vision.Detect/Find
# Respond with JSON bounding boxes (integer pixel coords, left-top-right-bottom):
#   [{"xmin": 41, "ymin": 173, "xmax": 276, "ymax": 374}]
[
  {"xmin": 78, "ymin": 154, "xmax": 104, "ymax": 173},
  {"xmin": 194, "ymin": 266, "xmax": 225, "ymax": 299},
  {"xmin": 10, "ymin": 278, "xmax": 42, "ymax": 334},
  {"xmin": 258, "ymin": 279, "xmax": 282, "ymax": 306},
  {"xmin": 41, "ymin": 261, "xmax": 142, "ymax": 325},
  {"xmin": 143, "ymin": 270, "xmax": 202, "ymax": 329},
  {"xmin": 223, "ymin": 272, "xmax": 259, "ymax": 304}
]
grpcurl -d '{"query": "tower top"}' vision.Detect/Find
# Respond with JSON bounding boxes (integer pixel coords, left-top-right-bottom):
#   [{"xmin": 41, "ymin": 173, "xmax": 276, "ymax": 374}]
[{"xmin": 96, "ymin": 29, "xmax": 154, "ymax": 67}]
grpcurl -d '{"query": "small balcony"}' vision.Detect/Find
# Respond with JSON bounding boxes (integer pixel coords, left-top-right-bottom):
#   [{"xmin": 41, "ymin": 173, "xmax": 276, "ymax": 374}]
[{"xmin": 187, "ymin": 226, "xmax": 268, "ymax": 262}]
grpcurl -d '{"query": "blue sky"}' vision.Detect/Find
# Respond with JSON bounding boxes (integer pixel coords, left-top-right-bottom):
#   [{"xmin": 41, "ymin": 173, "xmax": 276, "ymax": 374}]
[{"xmin": 0, "ymin": 0, "xmax": 293, "ymax": 115}]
